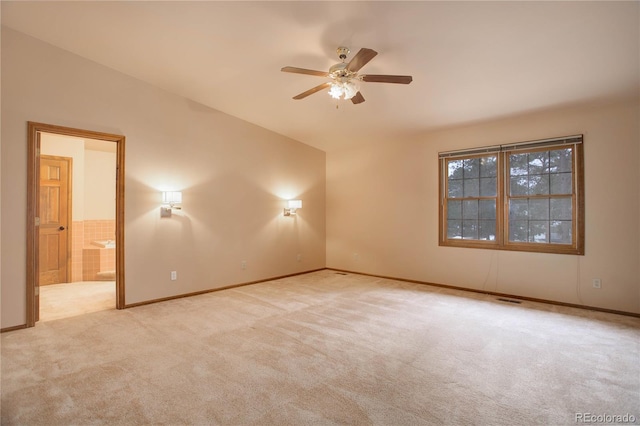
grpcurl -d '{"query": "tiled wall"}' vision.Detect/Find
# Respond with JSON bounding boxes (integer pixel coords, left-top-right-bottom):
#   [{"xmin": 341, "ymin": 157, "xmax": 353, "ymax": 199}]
[
  {"xmin": 71, "ymin": 221, "xmax": 84, "ymax": 282},
  {"xmin": 71, "ymin": 219, "xmax": 115, "ymax": 282},
  {"xmin": 82, "ymin": 248, "xmax": 101, "ymax": 281},
  {"xmin": 83, "ymin": 219, "xmax": 115, "ymax": 247},
  {"xmin": 99, "ymin": 246, "xmax": 115, "ymax": 276}
]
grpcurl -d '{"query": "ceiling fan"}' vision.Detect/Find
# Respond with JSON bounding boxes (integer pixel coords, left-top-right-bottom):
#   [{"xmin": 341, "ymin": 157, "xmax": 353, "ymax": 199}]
[{"xmin": 281, "ymin": 47, "xmax": 413, "ymax": 105}]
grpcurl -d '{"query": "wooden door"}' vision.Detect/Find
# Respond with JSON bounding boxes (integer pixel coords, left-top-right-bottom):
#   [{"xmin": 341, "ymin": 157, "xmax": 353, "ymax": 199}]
[{"xmin": 39, "ymin": 156, "xmax": 71, "ymax": 287}]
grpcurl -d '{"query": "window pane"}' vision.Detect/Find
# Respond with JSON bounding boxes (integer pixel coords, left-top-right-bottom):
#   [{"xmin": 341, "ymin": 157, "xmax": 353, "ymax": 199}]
[
  {"xmin": 479, "ymin": 220, "xmax": 496, "ymax": 241},
  {"xmin": 447, "ymin": 220, "xmax": 462, "ymax": 239},
  {"xmin": 510, "ymin": 154, "xmax": 528, "ymax": 176},
  {"xmin": 448, "ymin": 200, "xmax": 462, "ymax": 220},
  {"xmin": 550, "ymin": 173, "xmax": 572, "ymax": 194},
  {"xmin": 550, "ymin": 220, "xmax": 572, "ymax": 244},
  {"xmin": 529, "ymin": 199, "xmax": 549, "ymax": 220},
  {"xmin": 463, "ymin": 158, "xmax": 480, "ymax": 178},
  {"xmin": 509, "ymin": 221, "xmax": 528, "ymax": 242},
  {"xmin": 528, "ymin": 152, "xmax": 549, "ymax": 175},
  {"xmin": 550, "ymin": 197, "xmax": 572, "ymax": 220},
  {"xmin": 480, "ymin": 156, "xmax": 497, "ymax": 177},
  {"xmin": 510, "ymin": 176, "xmax": 528, "ymax": 196},
  {"xmin": 463, "ymin": 178, "xmax": 479, "ymax": 197},
  {"xmin": 462, "ymin": 220, "xmax": 478, "ymax": 239},
  {"xmin": 479, "ymin": 199, "xmax": 496, "ymax": 219},
  {"xmin": 509, "ymin": 199, "xmax": 528, "ymax": 220},
  {"xmin": 446, "ymin": 155, "xmax": 498, "ymax": 242},
  {"xmin": 528, "ymin": 174, "xmax": 549, "ymax": 195},
  {"xmin": 462, "ymin": 200, "xmax": 478, "ymax": 220},
  {"xmin": 549, "ymin": 148, "xmax": 572, "ymax": 173},
  {"xmin": 480, "ymin": 177, "xmax": 497, "ymax": 197},
  {"xmin": 529, "ymin": 221, "xmax": 549, "ymax": 243},
  {"xmin": 448, "ymin": 180, "xmax": 463, "ymax": 198},
  {"xmin": 448, "ymin": 159, "xmax": 464, "ymax": 179}
]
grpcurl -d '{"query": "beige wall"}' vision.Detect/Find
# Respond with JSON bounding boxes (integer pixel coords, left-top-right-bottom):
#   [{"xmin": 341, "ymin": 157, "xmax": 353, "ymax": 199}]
[
  {"xmin": 84, "ymin": 149, "xmax": 116, "ymax": 220},
  {"xmin": 2, "ymin": 26, "xmax": 637, "ymax": 330},
  {"xmin": 1, "ymin": 28, "xmax": 326, "ymax": 328},
  {"xmin": 327, "ymin": 98, "xmax": 640, "ymax": 314}
]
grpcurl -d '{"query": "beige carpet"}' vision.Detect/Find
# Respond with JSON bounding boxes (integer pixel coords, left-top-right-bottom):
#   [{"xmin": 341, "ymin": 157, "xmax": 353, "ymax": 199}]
[
  {"xmin": 39, "ymin": 281, "xmax": 115, "ymax": 322},
  {"xmin": 2, "ymin": 270, "xmax": 639, "ymax": 425}
]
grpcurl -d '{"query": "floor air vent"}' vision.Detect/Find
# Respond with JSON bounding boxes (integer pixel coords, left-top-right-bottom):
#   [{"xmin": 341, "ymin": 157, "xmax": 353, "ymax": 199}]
[
  {"xmin": 335, "ymin": 272, "xmax": 348, "ymax": 275},
  {"xmin": 497, "ymin": 298, "xmax": 522, "ymax": 304}
]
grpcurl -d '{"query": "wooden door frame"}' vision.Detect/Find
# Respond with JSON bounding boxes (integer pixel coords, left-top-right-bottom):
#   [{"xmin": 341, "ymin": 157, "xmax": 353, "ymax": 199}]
[{"xmin": 27, "ymin": 122, "xmax": 126, "ymax": 327}]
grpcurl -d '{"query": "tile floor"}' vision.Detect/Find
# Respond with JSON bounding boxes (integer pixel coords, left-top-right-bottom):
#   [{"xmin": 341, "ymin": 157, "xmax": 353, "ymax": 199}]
[{"xmin": 39, "ymin": 281, "xmax": 115, "ymax": 322}]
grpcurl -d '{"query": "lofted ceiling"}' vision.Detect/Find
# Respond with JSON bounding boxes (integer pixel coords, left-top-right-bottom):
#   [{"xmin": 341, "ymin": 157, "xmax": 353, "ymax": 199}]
[{"xmin": 2, "ymin": 1, "xmax": 638, "ymax": 152}]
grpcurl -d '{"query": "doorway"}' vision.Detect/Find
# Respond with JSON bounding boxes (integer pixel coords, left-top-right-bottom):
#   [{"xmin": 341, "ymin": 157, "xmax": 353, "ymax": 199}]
[{"xmin": 27, "ymin": 122, "xmax": 125, "ymax": 327}]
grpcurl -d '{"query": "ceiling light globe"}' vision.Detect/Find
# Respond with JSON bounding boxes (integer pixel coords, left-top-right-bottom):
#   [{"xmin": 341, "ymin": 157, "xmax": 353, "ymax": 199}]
[
  {"xmin": 329, "ymin": 84, "xmax": 344, "ymax": 99},
  {"xmin": 343, "ymin": 82, "xmax": 358, "ymax": 100}
]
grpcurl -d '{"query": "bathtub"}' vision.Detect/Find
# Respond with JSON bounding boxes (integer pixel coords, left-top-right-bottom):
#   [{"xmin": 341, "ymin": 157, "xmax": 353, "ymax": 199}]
[{"xmin": 92, "ymin": 240, "xmax": 116, "ymax": 248}]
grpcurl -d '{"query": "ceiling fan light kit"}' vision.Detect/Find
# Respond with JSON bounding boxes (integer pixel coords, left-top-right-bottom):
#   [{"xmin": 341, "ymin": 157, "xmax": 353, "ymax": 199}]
[
  {"xmin": 282, "ymin": 46, "xmax": 412, "ymax": 105},
  {"xmin": 328, "ymin": 80, "xmax": 359, "ymax": 100}
]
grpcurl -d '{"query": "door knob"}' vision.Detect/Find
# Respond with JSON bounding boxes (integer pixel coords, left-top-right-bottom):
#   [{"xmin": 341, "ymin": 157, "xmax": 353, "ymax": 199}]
[{"xmin": 59, "ymin": 226, "xmax": 65, "ymax": 231}]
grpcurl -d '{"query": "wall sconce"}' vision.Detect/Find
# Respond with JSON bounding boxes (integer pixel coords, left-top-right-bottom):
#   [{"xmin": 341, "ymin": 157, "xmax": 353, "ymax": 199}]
[
  {"xmin": 161, "ymin": 191, "xmax": 182, "ymax": 217},
  {"xmin": 284, "ymin": 199, "xmax": 302, "ymax": 216}
]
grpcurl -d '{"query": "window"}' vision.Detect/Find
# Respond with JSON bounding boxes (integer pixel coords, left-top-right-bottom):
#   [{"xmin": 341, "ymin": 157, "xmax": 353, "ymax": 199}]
[{"xmin": 439, "ymin": 135, "xmax": 584, "ymax": 255}]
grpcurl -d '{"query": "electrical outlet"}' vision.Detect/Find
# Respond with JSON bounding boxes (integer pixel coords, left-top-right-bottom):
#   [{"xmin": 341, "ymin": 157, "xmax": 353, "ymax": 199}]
[
  {"xmin": 296, "ymin": 253, "xmax": 302, "ymax": 262},
  {"xmin": 241, "ymin": 261, "xmax": 247, "ymax": 270},
  {"xmin": 171, "ymin": 271, "xmax": 177, "ymax": 281},
  {"xmin": 354, "ymin": 253, "xmax": 359, "ymax": 262},
  {"xmin": 592, "ymin": 278, "xmax": 601, "ymax": 289}
]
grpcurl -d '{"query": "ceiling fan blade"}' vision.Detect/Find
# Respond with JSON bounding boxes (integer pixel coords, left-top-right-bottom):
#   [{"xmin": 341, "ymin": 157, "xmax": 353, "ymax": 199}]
[
  {"xmin": 361, "ymin": 75, "xmax": 413, "ymax": 84},
  {"xmin": 346, "ymin": 48, "xmax": 378, "ymax": 72},
  {"xmin": 292, "ymin": 82, "xmax": 332, "ymax": 100},
  {"xmin": 281, "ymin": 66, "xmax": 329, "ymax": 77},
  {"xmin": 351, "ymin": 92, "xmax": 365, "ymax": 104}
]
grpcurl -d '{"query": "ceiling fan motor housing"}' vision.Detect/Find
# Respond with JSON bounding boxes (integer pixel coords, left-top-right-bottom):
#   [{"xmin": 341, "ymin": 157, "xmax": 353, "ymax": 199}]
[{"xmin": 329, "ymin": 63, "xmax": 357, "ymax": 82}]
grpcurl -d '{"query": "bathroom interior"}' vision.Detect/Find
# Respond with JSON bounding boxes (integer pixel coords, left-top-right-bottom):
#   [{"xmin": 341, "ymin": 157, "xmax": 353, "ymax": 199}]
[{"xmin": 40, "ymin": 132, "xmax": 116, "ymax": 321}]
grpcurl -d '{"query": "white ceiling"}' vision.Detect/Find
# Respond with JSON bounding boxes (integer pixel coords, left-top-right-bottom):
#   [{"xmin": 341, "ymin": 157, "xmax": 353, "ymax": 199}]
[{"xmin": 2, "ymin": 1, "xmax": 638, "ymax": 152}]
